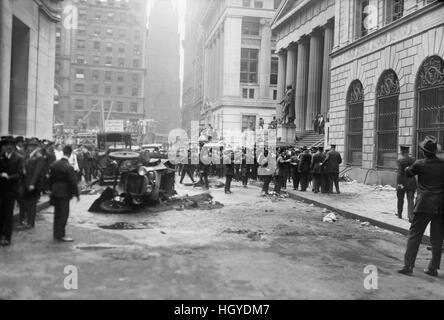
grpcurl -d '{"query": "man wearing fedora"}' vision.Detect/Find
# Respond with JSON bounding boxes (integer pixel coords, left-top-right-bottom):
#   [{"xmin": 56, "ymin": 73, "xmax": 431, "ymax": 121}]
[
  {"xmin": 0, "ymin": 136, "xmax": 24, "ymax": 246},
  {"xmin": 18, "ymin": 138, "xmax": 46, "ymax": 229},
  {"xmin": 396, "ymin": 145, "xmax": 417, "ymax": 222},
  {"xmin": 399, "ymin": 136, "xmax": 444, "ymax": 277}
]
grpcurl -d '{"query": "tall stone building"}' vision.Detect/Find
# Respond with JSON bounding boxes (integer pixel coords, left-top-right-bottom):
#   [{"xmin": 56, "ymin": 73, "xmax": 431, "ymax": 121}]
[
  {"xmin": 272, "ymin": 0, "xmax": 335, "ymax": 145},
  {"xmin": 0, "ymin": 0, "xmax": 63, "ymax": 139},
  {"xmin": 199, "ymin": 0, "xmax": 283, "ymax": 139},
  {"xmin": 182, "ymin": 0, "xmax": 206, "ymax": 135},
  {"xmin": 54, "ymin": 0, "xmax": 147, "ymax": 129},
  {"xmin": 146, "ymin": 0, "xmax": 181, "ymax": 135},
  {"xmin": 328, "ymin": 0, "xmax": 444, "ymax": 185}
]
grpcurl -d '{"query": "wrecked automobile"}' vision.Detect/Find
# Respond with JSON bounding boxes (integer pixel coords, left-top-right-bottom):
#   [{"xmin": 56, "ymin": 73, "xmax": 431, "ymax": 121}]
[{"xmin": 89, "ymin": 150, "xmax": 176, "ymax": 213}]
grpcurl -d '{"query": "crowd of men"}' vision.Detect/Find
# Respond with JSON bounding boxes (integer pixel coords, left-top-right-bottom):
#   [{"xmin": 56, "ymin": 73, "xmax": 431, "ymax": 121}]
[
  {"xmin": 0, "ymin": 136, "xmax": 91, "ymax": 247},
  {"xmin": 177, "ymin": 142, "xmax": 343, "ymax": 197}
]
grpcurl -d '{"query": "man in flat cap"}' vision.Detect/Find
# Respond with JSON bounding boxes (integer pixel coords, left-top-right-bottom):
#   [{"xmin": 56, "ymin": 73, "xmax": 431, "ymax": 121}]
[
  {"xmin": 398, "ymin": 136, "xmax": 444, "ymax": 277},
  {"xmin": 396, "ymin": 146, "xmax": 417, "ymax": 222},
  {"xmin": 0, "ymin": 136, "xmax": 24, "ymax": 246}
]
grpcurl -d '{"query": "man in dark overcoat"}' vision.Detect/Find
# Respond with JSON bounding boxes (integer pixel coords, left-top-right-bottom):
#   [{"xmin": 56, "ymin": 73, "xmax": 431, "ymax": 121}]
[
  {"xmin": 396, "ymin": 146, "xmax": 417, "ymax": 222},
  {"xmin": 323, "ymin": 144, "xmax": 342, "ymax": 194},
  {"xmin": 19, "ymin": 138, "xmax": 46, "ymax": 229},
  {"xmin": 398, "ymin": 136, "xmax": 444, "ymax": 277},
  {"xmin": 49, "ymin": 145, "xmax": 80, "ymax": 242},
  {"xmin": 0, "ymin": 137, "xmax": 24, "ymax": 246}
]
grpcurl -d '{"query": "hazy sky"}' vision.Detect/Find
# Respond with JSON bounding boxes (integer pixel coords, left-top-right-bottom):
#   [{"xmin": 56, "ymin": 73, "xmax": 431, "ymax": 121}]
[{"xmin": 147, "ymin": 0, "xmax": 187, "ymax": 107}]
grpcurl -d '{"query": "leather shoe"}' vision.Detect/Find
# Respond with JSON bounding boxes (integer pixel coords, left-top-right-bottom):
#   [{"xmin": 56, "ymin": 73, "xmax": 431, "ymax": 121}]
[
  {"xmin": 398, "ymin": 266, "xmax": 413, "ymax": 276},
  {"xmin": 0, "ymin": 239, "xmax": 11, "ymax": 247},
  {"xmin": 424, "ymin": 268, "xmax": 438, "ymax": 277},
  {"xmin": 55, "ymin": 237, "xmax": 74, "ymax": 242}
]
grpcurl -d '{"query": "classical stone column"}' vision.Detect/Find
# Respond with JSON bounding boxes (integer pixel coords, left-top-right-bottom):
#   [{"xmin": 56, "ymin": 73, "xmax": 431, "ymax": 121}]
[
  {"xmin": 285, "ymin": 45, "xmax": 297, "ymax": 122},
  {"xmin": 276, "ymin": 50, "xmax": 287, "ymax": 121},
  {"xmin": 259, "ymin": 19, "xmax": 272, "ymax": 99},
  {"xmin": 295, "ymin": 37, "xmax": 309, "ymax": 132},
  {"xmin": 321, "ymin": 22, "xmax": 334, "ymax": 116},
  {"xmin": 223, "ymin": 16, "xmax": 242, "ymax": 97},
  {"xmin": 214, "ymin": 34, "xmax": 220, "ymax": 100},
  {"xmin": 306, "ymin": 29, "xmax": 324, "ymax": 131},
  {"xmin": 0, "ymin": 1, "xmax": 12, "ymax": 135}
]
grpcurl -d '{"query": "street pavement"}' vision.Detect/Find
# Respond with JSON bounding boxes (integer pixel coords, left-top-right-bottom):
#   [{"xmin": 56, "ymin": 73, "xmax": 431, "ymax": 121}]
[
  {"xmin": 0, "ymin": 177, "xmax": 443, "ymax": 299},
  {"xmin": 272, "ymin": 180, "xmax": 429, "ymax": 238}
]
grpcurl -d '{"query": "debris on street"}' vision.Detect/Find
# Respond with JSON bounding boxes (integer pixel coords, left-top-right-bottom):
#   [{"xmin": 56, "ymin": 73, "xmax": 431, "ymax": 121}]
[{"xmin": 323, "ymin": 213, "xmax": 337, "ymax": 223}]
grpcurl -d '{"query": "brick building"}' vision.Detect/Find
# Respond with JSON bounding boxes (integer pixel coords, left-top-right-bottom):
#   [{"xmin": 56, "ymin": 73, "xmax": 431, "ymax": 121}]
[
  {"xmin": 54, "ymin": 0, "xmax": 147, "ymax": 129},
  {"xmin": 328, "ymin": 0, "xmax": 444, "ymax": 185},
  {"xmin": 0, "ymin": 0, "xmax": 62, "ymax": 139},
  {"xmin": 182, "ymin": 0, "xmax": 206, "ymax": 135}
]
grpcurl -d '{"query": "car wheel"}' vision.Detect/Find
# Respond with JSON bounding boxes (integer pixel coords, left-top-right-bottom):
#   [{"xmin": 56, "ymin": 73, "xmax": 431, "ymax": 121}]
[{"xmin": 99, "ymin": 199, "xmax": 132, "ymax": 214}]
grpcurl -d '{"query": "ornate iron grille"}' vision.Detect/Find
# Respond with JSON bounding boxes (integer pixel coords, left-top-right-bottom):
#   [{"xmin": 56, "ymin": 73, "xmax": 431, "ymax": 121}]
[
  {"xmin": 347, "ymin": 80, "xmax": 364, "ymax": 166},
  {"xmin": 376, "ymin": 70, "xmax": 400, "ymax": 169},
  {"xmin": 124, "ymin": 173, "xmax": 147, "ymax": 195},
  {"xmin": 417, "ymin": 56, "xmax": 444, "ymax": 156}
]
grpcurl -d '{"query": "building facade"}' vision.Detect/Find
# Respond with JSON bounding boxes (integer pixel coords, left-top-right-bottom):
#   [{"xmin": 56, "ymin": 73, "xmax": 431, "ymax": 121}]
[
  {"xmin": 54, "ymin": 0, "xmax": 147, "ymax": 129},
  {"xmin": 181, "ymin": 0, "xmax": 206, "ymax": 135},
  {"xmin": 199, "ymin": 0, "xmax": 283, "ymax": 139},
  {"xmin": 272, "ymin": 0, "xmax": 335, "ymax": 145},
  {"xmin": 329, "ymin": 0, "xmax": 444, "ymax": 185},
  {"xmin": 0, "ymin": 0, "xmax": 62, "ymax": 139},
  {"xmin": 145, "ymin": 0, "xmax": 181, "ymax": 135}
]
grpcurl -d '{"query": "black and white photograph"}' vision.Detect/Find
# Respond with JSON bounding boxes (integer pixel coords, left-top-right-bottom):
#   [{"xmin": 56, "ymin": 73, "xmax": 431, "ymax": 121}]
[{"xmin": 0, "ymin": 0, "xmax": 444, "ymax": 307}]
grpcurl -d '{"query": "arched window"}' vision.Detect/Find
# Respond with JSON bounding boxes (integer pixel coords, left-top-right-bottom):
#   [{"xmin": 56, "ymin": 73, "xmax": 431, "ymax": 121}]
[
  {"xmin": 416, "ymin": 55, "xmax": 444, "ymax": 153},
  {"xmin": 375, "ymin": 69, "xmax": 400, "ymax": 168},
  {"xmin": 346, "ymin": 80, "xmax": 364, "ymax": 166}
]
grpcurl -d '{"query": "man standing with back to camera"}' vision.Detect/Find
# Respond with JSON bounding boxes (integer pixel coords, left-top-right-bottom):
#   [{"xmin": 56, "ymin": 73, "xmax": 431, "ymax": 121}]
[
  {"xmin": 396, "ymin": 145, "xmax": 417, "ymax": 222},
  {"xmin": 398, "ymin": 136, "xmax": 444, "ymax": 277},
  {"xmin": 49, "ymin": 145, "xmax": 80, "ymax": 242}
]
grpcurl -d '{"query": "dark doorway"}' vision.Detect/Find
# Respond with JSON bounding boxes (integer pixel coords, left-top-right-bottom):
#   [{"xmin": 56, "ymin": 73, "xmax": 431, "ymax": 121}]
[{"xmin": 9, "ymin": 16, "xmax": 30, "ymax": 135}]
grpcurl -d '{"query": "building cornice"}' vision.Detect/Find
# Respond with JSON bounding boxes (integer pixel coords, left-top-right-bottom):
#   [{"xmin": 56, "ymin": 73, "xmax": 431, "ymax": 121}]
[
  {"xmin": 34, "ymin": 0, "xmax": 63, "ymax": 23},
  {"xmin": 272, "ymin": 0, "xmax": 311, "ymax": 31},
  {"xmin": 330, "ymin": 1, "xmax": 443, "ymax": 59}
]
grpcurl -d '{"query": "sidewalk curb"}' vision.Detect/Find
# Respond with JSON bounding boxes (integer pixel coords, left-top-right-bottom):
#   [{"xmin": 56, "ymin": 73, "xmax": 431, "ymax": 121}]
[{"xmin": 247, "ymin": 180, "xmax": 431, "ymax": 244}]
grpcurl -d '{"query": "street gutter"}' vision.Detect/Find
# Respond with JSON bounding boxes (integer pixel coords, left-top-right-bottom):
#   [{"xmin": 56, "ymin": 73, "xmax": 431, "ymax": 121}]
[{"xmin": 246, "ymin": 180, "xmax": 431, "ymax": 244}]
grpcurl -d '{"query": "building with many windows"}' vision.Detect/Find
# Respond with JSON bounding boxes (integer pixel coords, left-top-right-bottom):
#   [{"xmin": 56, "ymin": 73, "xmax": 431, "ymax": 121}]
[
  {"xmin": 182, "ymin": 0, "xmax": 206, "ymax": 135},
  {"xmin": 196, "ymin": 0, "xmax": 283, "ymax": 138},
  {"xmin": 54, "ymin": 0, "xmax": 147, "ymax": 129},
  {"xmin": 0, "ymin": 0, "xmax": 63, "ymax": 139},
  {"xmin": 328, "ymin": 0, "xmax": 444, "ymax": 185}
]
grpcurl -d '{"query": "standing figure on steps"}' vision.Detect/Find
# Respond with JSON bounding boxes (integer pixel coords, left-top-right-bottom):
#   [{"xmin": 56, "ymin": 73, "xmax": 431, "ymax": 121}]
[{"xmin": 279, "ymin": 85, "xmax": 294, "ymax": 124}]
